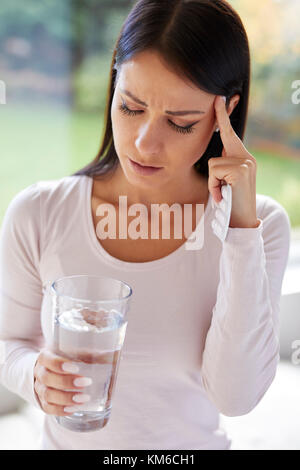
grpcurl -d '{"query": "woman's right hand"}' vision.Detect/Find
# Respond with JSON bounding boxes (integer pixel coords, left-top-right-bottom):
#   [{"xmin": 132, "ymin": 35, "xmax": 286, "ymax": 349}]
[{"xmin": 33, "ymin": 348, "xmax": 93, "ymax": 416}]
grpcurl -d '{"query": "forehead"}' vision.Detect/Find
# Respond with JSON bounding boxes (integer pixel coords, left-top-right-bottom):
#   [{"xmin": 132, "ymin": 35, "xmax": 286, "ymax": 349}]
[{"xmin": 117, "ymin": 50, "xmax": 213, "ymax": 107}]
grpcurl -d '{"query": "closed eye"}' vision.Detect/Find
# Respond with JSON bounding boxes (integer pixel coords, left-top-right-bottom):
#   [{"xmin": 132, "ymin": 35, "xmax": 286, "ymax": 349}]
[{"xmin": 118, "ymin": 101, "xmax": 197, "ymax": 135}]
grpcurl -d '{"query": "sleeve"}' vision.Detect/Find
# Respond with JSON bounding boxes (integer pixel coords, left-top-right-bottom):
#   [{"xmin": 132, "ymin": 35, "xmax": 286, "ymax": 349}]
[
  {"xmin": 201, "ymin": 197, "xmax": 291, "ymax": 417},
  {"xmin": 0, "ymin": 183, "xmax": 44, "ymax": 410}
]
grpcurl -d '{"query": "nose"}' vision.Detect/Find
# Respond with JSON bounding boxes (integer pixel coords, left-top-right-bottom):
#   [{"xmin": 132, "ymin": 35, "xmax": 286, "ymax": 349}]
[{"xmin": 134, "ymin": 120, "xmax": 163, "ymax": 161}]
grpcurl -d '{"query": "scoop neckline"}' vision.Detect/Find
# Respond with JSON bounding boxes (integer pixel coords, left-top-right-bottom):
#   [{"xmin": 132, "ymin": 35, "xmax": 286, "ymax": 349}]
[{"xmin": 84, "ymin": 174, "xmax": 212, "ymax": 271}]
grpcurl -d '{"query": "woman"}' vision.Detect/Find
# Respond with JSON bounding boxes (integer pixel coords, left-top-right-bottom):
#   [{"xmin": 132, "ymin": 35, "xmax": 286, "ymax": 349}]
[{"xmin": 0, "ymin": 0, "xmax": 291, "ymax": 450}]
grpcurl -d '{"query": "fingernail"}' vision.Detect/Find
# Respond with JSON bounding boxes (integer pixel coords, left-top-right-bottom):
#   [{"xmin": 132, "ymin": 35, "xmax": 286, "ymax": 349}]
[
  {"xmin": 222, "ymin": 96, "xmax": 226, "ymax": 102},
  {"xmin": 73, "ymin": 377, "xmax": 93, "ymax": 387},
  {"xmin": 72, "ymin": 393, "xmax": 91, "ymax": 403},
  {"xmin": 64, "ymin": 406, "xmax": 77, "ymax": 413},
  {"xmin": 62, "ymin": 362, "xmax": 80, "ymax": 374}
]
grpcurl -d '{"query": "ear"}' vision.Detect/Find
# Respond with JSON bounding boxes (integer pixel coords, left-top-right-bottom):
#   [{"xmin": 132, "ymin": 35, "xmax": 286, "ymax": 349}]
[{"xmin": 227, "ymin": 94, "xmax": 240, "ymax": 117}]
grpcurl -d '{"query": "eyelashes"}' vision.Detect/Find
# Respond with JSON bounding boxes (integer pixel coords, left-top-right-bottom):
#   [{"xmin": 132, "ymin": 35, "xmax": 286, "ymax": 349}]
[{"xmin": 118, "ymin": 101, "xmax": 196, "ymax": 135}]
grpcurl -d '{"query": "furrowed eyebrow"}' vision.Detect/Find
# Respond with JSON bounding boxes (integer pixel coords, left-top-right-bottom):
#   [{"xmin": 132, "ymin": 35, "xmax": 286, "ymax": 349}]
[{"xmin": 119, "ymin": 87, "xmax": 205, "ymax": 116}]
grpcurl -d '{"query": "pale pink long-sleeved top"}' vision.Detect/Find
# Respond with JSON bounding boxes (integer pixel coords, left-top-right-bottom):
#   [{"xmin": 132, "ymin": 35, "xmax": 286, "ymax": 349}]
[{"xmin": 0, "ymin": 175, "xmax": 291, "ymax": 450}]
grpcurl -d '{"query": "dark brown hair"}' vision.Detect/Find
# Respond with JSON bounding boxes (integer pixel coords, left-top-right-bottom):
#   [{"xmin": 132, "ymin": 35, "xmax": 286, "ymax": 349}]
[{"xmin": 72, "ymin": 0, "xmax": 250, "ymax": 181}]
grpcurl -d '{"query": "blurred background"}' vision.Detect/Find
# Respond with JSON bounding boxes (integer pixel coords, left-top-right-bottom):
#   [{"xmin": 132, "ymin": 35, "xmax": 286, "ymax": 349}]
[{"xmin": 0, "ymin": 0, "xmax": 299, "ymax": 450}]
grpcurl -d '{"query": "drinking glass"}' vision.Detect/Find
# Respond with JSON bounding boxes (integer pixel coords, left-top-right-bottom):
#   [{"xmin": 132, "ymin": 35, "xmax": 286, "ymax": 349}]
[{"xmin": 41, "ymin": 275, "xmax": 132, "ymax": 432}]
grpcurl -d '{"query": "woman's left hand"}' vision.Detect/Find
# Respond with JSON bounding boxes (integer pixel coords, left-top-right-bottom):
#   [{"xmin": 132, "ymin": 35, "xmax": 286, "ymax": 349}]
[{"xmin": 208, "ymin": 95, "xmax": 260, "ymax": 229}]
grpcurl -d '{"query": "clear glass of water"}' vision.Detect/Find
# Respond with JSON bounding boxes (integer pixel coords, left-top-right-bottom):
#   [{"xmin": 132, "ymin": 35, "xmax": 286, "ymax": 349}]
[{"xmin": 42, "ymin": 275, "xmax": 132, "ymax": 432}]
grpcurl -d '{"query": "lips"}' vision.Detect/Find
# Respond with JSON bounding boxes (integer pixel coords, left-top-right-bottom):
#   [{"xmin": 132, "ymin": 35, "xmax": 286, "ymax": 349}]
[
  {"xmin": 130, "ymin": 159, "xmax": 163, "ymax": 169},
  {"xmin": 128, "ymin": 158, "xmax": 163, "ymax": 176}
]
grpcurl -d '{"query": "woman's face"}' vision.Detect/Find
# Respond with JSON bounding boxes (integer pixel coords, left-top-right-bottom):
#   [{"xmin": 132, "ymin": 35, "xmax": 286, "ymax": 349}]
[{"xmin": 111, "ymin": 50, "xmax": 220, "ymax": 190}]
